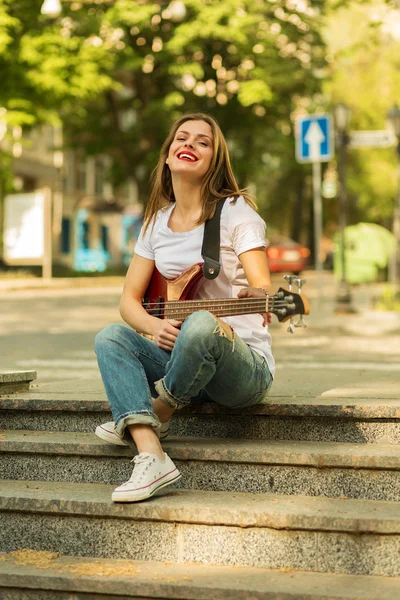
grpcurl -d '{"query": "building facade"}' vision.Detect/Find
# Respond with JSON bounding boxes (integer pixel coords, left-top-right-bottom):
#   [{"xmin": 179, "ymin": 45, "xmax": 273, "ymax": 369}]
[{"xmin": 2, "ymin": 123, "xmax": 142, "ymax": 273}]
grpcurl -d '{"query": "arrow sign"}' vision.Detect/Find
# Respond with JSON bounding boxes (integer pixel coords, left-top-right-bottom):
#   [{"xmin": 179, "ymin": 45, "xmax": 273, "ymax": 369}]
[
  {"xmin": 296, "ymin": 115, "xmax": 333, "ymax": 163},
  {"xmin": 304, "ymin": 121, "xmax": 326, "ymax": 161}
]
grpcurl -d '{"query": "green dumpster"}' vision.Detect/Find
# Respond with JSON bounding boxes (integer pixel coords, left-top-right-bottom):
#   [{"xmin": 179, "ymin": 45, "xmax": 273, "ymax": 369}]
[{"xmin": 333, "ymin": 223, "xmax": 396, "ymax": 284}]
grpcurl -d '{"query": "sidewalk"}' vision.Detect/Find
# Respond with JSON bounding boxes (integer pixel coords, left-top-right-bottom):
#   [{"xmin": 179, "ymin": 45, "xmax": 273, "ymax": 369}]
[
  {"xmin": 0, "ymin": 275, "xmax": 125, "ymax": 291},
  {"xmin": 1, "ymin": 270, "xmax": 399, "ymax": 334}
]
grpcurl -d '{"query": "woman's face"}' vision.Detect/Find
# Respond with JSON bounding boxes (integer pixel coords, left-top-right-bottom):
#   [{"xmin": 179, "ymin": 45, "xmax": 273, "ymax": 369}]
[{"xmin": 167, "ymin": 120, "xmax": 214, "ymax": 182}]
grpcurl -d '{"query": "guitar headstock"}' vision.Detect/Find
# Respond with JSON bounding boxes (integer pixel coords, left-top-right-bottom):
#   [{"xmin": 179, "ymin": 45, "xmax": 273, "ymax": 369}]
[
  {"xmin": 269, "ymin": 277, "xmax": 310, "ymax": 332},
  {"xmin": 271, "ymin": 287, "xmax": 309, "ymax": 321}
]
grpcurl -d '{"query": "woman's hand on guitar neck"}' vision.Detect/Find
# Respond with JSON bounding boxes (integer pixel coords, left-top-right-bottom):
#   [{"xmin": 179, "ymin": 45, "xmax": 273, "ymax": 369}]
[
  {"xmin": 153, "ymin": 319, "xmax": 183, "ymax": 351},
  {"xmin": 237, "ymin": 287, "xmax": 272, "ymax": 327}
]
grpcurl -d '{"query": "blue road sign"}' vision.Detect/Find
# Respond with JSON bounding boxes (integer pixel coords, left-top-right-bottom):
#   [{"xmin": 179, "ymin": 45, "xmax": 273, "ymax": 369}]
[{"xmin": 296, "ymin": 115, "xmax": 333, "ymax": 163}]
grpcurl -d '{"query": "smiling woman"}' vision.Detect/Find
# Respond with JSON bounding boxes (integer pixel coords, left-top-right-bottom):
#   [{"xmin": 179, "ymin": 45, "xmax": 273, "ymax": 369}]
[
  {"xmin": 166, "ymin": 120, "xmax": 214, "ymax": 194},
  {"xmin": 94, "ymin": 112, "xmax": 275, "ymax": 504}
]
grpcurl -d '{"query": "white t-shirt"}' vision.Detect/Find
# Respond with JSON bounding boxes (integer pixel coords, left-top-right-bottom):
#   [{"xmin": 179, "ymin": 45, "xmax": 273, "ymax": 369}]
[{"xmin": 135, "ymin": 196, "xmax": 275, "ymax": 377}]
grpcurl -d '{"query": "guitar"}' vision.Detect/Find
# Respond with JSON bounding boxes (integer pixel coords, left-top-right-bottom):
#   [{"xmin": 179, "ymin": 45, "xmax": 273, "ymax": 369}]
[{"xmin": 142, "ymin": 263, "xmax": 309, "ymax": 324}]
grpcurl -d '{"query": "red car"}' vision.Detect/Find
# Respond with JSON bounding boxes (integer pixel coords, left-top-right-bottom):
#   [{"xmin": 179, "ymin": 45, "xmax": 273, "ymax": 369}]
[{"xmin": 266, "ymin": 233, "xmax": 311, "ymax": 274}]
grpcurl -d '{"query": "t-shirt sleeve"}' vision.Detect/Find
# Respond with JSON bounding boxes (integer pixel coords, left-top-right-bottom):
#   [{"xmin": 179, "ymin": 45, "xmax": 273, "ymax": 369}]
[
  {"xmin": 228, "ymin": 197, "xmax": 267, "ymax": 256},
  {"xmin": 134, "ymin": 223, "xmax": 155, "ymax": 260}
]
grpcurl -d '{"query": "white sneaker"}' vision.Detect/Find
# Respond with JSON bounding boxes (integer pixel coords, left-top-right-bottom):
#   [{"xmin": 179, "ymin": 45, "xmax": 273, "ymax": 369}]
[
  {"xmin": 111, "ymin": 452, "xmax": 181, "ymax": 502},
  {"xmin": 95, "ymin": 421, "xmax": 170, "ymax": 446}
]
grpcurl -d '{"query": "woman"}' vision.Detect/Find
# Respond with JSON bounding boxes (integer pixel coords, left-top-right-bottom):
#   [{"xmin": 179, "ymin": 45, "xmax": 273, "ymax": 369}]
[{"xmin": 94, "ymin": 112, "xmax": 274, "ymax": 503}]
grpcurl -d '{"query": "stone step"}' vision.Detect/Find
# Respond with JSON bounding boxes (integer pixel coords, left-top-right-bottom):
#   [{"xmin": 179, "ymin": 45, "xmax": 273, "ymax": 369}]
[
  {"xmin": 0, "ymin": 371, "xmax": 37, "ymax": 394},
  {"xmin": 0, "ymin": 480, "xmax": 399, "ymax": 576},
  {"xmin": 1, "ymin": 392, "xmax": 399, "ymax": 444},
  {"xmin": 1, "ymin": 430, "xmax": 400, "ymax": 501},
  {"xmin": 1, "ymin": 551, "xmax": 399, "ymax": 600}
]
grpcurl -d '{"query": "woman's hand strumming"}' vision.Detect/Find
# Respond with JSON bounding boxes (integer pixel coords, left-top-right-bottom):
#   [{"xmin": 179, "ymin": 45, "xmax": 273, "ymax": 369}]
[{"xmin": 153, "ymin": 319, "xmax": 183, "ymax": 351}]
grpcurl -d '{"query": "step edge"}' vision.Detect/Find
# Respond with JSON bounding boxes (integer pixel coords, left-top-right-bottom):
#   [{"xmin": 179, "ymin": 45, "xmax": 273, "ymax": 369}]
[
  {"xmin": 0, "ymin": 481, "xmax": 399, "ymax": 534},
  {"xmin": 1, "ymin": 398, "xmax": 400, "ymax": 420},
  {"xmin": 1, "ymin": 433, "xmax": 400, "ymax": 470},
  {"xmin": 1, "ymin": 553, "xmax": 400, "ymax": 600}
]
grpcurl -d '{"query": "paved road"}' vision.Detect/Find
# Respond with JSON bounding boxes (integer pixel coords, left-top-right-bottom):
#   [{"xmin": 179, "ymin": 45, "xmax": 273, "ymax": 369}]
[{"xmin": 1, "ymin": 272, "xmax": 399, "ymax": 388}]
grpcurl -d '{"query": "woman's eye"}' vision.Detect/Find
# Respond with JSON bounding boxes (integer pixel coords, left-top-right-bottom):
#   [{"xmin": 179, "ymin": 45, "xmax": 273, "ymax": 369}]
[{"xmin": 199, "ymin": 142, "xmax": 208, "ymax": 146}]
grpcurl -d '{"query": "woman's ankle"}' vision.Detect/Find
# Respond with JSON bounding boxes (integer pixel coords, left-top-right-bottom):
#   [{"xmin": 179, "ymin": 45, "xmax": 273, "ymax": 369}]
[
  {"xmin": 127, "ymin": 424, "xmax": 164, "ymax": 460},
  {"xmin": 152, "ymin": 397, "xmax": 175, "ymax": 423}
]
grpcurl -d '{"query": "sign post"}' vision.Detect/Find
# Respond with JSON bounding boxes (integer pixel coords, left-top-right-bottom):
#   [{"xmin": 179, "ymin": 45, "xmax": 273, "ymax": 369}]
[
  {"xmin": 3, "ymin": 189, "xmax": 52, "ymax": 278},
  {"xmin": 295, "ymin": 115, "xmax": 333, "ymax": 300}
]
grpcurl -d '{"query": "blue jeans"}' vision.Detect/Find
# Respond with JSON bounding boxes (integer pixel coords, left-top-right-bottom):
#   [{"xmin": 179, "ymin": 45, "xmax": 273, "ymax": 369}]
[{"xmin": 94, "ymin": 310, "xmax": 273, "ymax": 437}]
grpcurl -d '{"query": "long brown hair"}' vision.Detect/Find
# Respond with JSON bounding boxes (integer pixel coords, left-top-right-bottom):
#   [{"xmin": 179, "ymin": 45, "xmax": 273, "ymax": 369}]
[{"xmin": 142, "ymin": 112, "xmax": 256, "ymax": 232}]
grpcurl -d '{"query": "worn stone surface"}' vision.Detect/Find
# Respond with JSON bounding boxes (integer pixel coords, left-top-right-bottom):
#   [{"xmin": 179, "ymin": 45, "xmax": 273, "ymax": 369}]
[
  {"xmin": 180, "ymin": 524, "xmax": 318, "ymax": 571},
  {"xmin": 1, "ymin": 591, "xmax": 151, "ymax": 600},
  {"xmin": 1, "ymin": 432, "xmax": 400, "ymax": 500},
  {"xmin": 0, "ymin": 454, "xmax": 189, "ymax": 490},
  {"xmin": 265, "ymin": 417, "xmax": 395, "ymax": 444},
  {"xmin": 1, "ymin": 553, "xmax": 400, "ymax": 600},
  {"xmin": 317, "ymin": 532, "xmax": 400, "ymax": 577},
  {"xmin": 0, "ymin": 410, "xmax": 112, "ymax": 433},
  {"xmin": 1, "ymin": 480, "xmax": 399, "ymax": 534},
  {"xmin": 1, "ymin": 391, "xmax": 400, "ymax": 419},
  {"xmin": 0, "ymin": 372, "xmax": 37, "ymax": 384},
  {"xmin": 1, "ymin": 407, "xmax": 399, "ymax": 444},
  {"xmin": 1, "ymin": 513, "xmax": 177, "ymax": 562},
  {"xmin": 3, "ymin": 431, "xmax": 400, "ymax": 469},
  {"xmin": 187, "ymin": 461, "xmax": 400, "ymax": 501},
  {"xmin": 1, "ymin": 511, "xmax": 399, "ymax": 576},
  {"xmin": 0, "ymin": 372, "xmax": 37, "ymax": 395},
  {"xmin": 2, "ymin": 453, "xmax": 400, "ymax": 501},
  {"xmin": 389, "ymin": 422, "xmax": 400, "ymax": 444}
]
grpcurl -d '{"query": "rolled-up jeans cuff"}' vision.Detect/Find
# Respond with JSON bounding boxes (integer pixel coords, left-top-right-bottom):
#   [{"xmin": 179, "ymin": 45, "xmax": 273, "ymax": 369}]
[
  {"xmin": 115, "ymin": 413, "xmax": 161, "ymax": 441},
  {"xmin": 155, "ymin": 379, "xmax": 187, "ymax": 410}
]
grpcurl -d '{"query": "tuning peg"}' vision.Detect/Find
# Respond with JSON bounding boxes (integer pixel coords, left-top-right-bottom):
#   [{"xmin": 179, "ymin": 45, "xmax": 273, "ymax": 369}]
[
  {"xmin": 287, "ymin": 321, "xmax": 295, "ymax": 334},
  {"xmin": 294, "ymin": 314, "xmax": 307, "ymax": 329},
  {"xmin": 284, "ymin": 275, "xmax": 297, "ymax": 290},
  {"xmin": 294, "ymin": 278, "xmax": 306, "ymax": 293}
]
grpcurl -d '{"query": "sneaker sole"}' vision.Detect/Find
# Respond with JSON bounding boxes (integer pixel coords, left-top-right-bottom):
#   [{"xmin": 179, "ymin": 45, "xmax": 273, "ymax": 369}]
[
  {"xmin": 111, "ymin": 470, "xmax": 181, "ymax": 503},
  {"xmin": 159, "ymin": 427, "xmax": 170, "ymax": 440},
  {"xmin": 95, "ymin": 425, "xmax": 129, "ymax": 447}
]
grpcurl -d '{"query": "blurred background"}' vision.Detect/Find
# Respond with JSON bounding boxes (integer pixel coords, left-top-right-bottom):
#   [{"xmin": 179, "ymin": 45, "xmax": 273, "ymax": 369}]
[{"xmin": 0, "ymin": 0, "xmax": 400, "ymax": 311}]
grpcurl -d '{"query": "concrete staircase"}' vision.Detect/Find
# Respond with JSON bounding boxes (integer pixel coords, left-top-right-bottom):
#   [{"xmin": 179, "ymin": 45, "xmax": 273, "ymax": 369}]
[{"xmin": 0, "ymin": 370, "xmax": 400, "ymax": 599}]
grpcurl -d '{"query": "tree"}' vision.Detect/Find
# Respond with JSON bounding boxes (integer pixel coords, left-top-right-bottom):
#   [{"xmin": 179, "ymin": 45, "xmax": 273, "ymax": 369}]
[
  {"xmin": 0, "ymin": 0, "xmax": 328, "ymax": 224},
  {"xmin": 324, "ymin": 0, "xmax": 400, "ymax": 226}
]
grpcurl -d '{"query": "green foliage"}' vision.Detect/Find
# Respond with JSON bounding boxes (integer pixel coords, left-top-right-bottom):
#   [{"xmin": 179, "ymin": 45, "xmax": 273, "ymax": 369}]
[
  {"xmin": 324, "ymin": 0, "xmax": 400, "ymax": 225},
  {"xmin": 375, "ymin": 285, "xmax": 400, "ymax": 312},
  {"xmin": 0, "ymin": 0, "xmax": 328, "ymax": 218}
]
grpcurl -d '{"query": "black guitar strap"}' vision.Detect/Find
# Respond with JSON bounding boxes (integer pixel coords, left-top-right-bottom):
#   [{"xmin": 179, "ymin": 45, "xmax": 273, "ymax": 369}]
[{"xmin": 201, "ymin": 198, "xmax": 227, "ymax": 280}]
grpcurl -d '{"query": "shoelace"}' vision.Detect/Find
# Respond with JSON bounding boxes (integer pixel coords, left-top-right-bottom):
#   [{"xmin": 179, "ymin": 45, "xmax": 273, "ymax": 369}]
[
  {"xmin": 132, "ymin": 452, "xmax": 153, "ymax": 465},
  {"xmin": 126, "ymin": 452, "xmax": 155, "ymax": 484}
]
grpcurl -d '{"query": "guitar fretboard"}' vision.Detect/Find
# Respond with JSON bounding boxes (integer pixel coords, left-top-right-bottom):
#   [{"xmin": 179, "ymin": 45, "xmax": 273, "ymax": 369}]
[{"xmin": 164, "ymin": 297, "xmax": 272, "ymax": 320}]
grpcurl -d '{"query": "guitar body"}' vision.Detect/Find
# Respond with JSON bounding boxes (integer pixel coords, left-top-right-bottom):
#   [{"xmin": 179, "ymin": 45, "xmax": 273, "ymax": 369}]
[{"xmin": 143, "ymin": 263, "xmax": 205, "ymax": 319}]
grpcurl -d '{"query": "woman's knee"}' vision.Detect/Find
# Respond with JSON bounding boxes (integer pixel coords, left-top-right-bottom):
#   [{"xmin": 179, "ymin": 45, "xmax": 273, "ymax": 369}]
[
  {"xmin": 94, "ymin": 324, "xmax": 130, "ymax": 355},
  {"xmin": 180, "ymin": 310, "xmax": 218, "ymax": 345}
]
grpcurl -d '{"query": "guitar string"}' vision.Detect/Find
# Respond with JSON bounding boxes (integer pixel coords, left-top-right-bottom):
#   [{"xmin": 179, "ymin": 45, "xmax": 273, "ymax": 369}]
[
  {"xmin": 145, "ymin": 306, "xmax": 293, "ymax": 315},
  {"xmin": 143, "ymin": 296, "xmax": 296, "ymax": 305},
  {"xmin": 144, "ymin": 304, "xmax": 296, "ymax": 312},
  {"xmin": 143, "ymin": 299, "xmax": 295, "ymax": 309},
  {"xmin": 144, "ymin": 301, "xmax": 300, "ymax": 316}
]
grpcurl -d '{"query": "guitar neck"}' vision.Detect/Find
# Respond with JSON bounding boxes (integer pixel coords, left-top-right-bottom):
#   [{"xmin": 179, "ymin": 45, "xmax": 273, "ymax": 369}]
[{"xmin": 164, "ymin": 297, "xmax": 269, "ymax": 321}]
